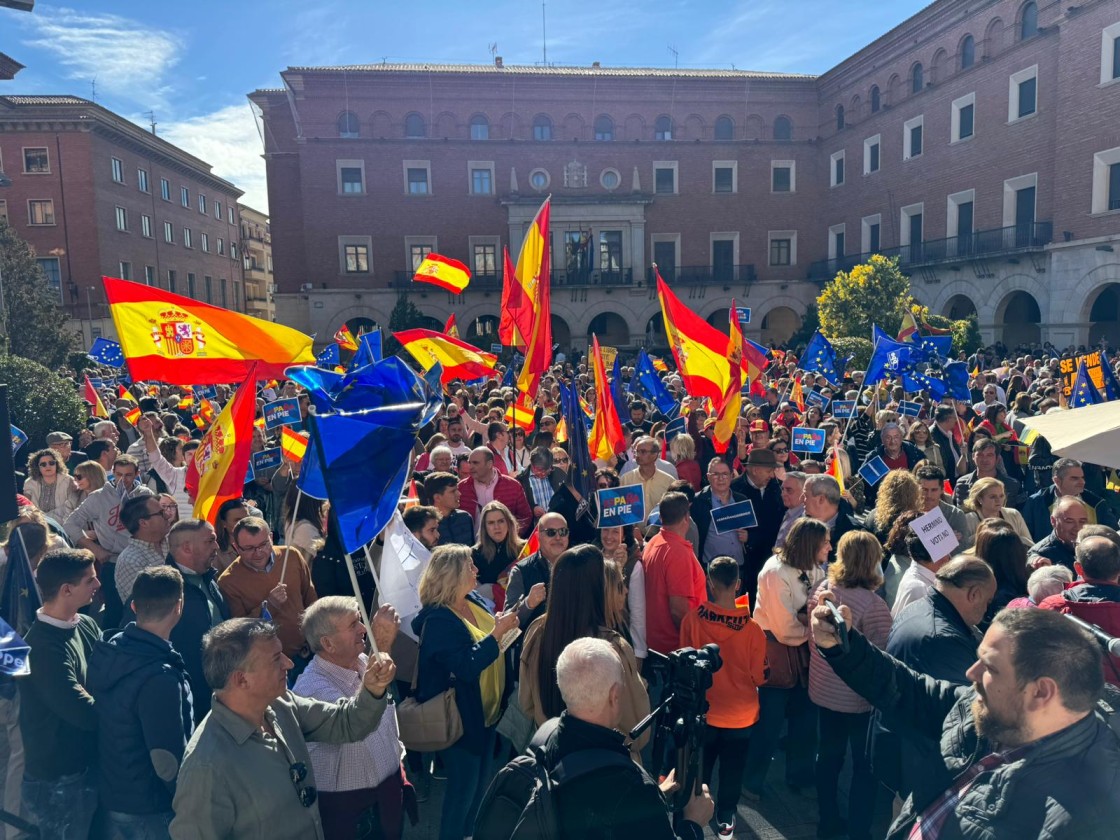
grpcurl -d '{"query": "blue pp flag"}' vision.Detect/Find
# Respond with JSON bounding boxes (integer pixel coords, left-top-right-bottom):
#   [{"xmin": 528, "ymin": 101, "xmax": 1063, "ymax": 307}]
[
  {"xmin": 629, "ymin": 350, "xmax": 678, "ymax": 417},
  {"xmin": 858, "ymin": 455, "xmax": 891, "ymax": 487},
  {"xmin": 87, "ymin": 337, "xmax": 125, "ymax": 367},
  {"xmin": 10, "ymin": 425, "xmax": 27, "ymax": 455},
  {"xmin": 802, "ymin": 331, "xmax": 840, "ymax": 387},
  {"xmin": 560, "ymin": 380, "xmax": 593, "ymax": 501},
  {"xmin": 500, "ymin": 362, "xmax": 516, "ymax": 389},
  {"xmin": 1070, "ymin": 360, "xmax": 1103, "ymax": 408},
  {"xmin": 866, "ymin": 329, "xmax": 914, "ymax": 383},
  {"xmin": 315, "ymin": 344, "xmax": 340, "ymax": 369},
  {"xmin": 0, "ymin": 619, "xmax": 30, "ymax": 677}
]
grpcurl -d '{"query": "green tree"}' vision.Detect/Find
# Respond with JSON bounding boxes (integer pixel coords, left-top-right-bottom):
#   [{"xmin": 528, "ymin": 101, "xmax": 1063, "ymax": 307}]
[
  {"xmin": 0, "ymin": 220, "xmax": 79, "ymax": 368},
  {"xmin": 385, "ymin": 293, "xmax": 430, "ymax": 355},
  {"xmin": 0, "ymin": 354, "xmax": 86, "ymax": 461},
  {"xmin": 830, "ymin": 336, "xmax": 875, "ymax": 371},
  {"xmin": 817, "ymin": 255, "xmax": 912, "ymax": 341}
]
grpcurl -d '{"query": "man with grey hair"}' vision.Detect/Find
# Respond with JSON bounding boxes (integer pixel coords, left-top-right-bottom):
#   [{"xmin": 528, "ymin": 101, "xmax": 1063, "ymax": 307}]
[
  {"xmin": 477, "ymin": 637, "xmax": 713, "ymax": 839},
  {"xmin": 293, "ymin": 598, "xmax": 408, "ymax": 839},
  {"xmin": 1022, "ymin": 456, "xmax": 1118, "ymax": 540},
  {"xmin": 621, "ymin": 436, "xmax": 676, "ymax": 512},
  {"xmin": 170, "ymin": 618, "xmax": 396, "ymax": 839},
  {"xmin": 427, "ymin": 444, "xmax": 454, "ymax": 475},
  {"xmin": 1038, "ymin": 534, "xmax": 1120, "ymax": 609},
  {"xmin": 858, "ymin": 422, "xmax": 923, "ymax": 506},
  {"xmin": 1007, "ymin": 564, "xmax": 1073, "ymax": 607},
  {"xmin": 801, "ymin": 474, "xmax": 864, "ymax": 562}
]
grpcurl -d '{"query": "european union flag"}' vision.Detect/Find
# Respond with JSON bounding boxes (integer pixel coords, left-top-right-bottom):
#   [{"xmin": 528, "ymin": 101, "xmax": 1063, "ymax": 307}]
[
  {"xmin": 315, "ymin": 344, "xmax": 340, "ymax": 369},
  {"xmin": 0, "ymin": 524, "xmax": 42, "ymax": 636},
  {"xmin": 560, "ymin": 380, "xmax": 593, "ymax": 501},
  {"xmin": 349, "ymin": 330, "xmax": 383, "ymax": 371},
  {"xmin": 802, "ymin": 331, "xmax": 840, "ymax": 387},
  {"xmin": 629, "ymin": 350, "xmax": 678, "ymax": 417},
  {"xmin": 1070, "ymin": 360, "xmax": 1103, "ymax": 408},
  {"xmin": 87, "ymin": 337, "xmax": 125, "ymax": 367},
  {"xmin": 944, "ymin": 362, "xmax": 972, "ymax": 401},
  {"xmin": 1100, "ymin": 351, "xmax": 1120, "ymax": 401},
  {"xmin": 0, "ymin": 618, "xmax": 29, "ymax": 677},
  {"xmin": 500, "ymin": 362, "xmax": 516, "ymax": 388},
  {"xmin": 866, "ymin": 328, "xmax": 913, "ymax": 383}
]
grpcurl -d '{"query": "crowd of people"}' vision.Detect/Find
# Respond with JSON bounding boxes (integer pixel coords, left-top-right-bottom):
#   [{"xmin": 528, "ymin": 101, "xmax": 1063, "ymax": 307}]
[{"xmin": 1, "ymin": 339, "xmax": 1119, "ymax": 839}]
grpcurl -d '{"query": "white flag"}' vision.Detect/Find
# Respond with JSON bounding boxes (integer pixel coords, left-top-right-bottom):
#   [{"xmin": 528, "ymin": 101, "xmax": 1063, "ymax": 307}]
[{"xmin": 377, "ymin": 510, "xmax": 432, "ymax": 640}]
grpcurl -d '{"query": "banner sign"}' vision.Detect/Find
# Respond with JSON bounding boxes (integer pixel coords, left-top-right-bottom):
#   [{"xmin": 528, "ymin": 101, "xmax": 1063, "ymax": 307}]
[
  {"xmin": 831, "ymin": 400, "xmax": 856, "ymax": 419},
  {"xmin": 909, "ymin": 506, "xmax": 959, "ymax": 560},
  {"xmin": 589, "ymin": 344, "xmax": 619, "ymax": 370},
  {"xmin": 898, "ymin": 400, "xmax": 923, "ymax": 417},
  {"xmin": 710, "ymin": 499, "xmax": 758, "ymax": 533},
  {"xmin": 263, "ymin": 398, "xmax": 301, "ymax": 431},
  {"xmin": 858, "ymin": 455, "xmax": 890, "ymax": 486},
  {"xmin": 490, "ymin": 343, "xmax": 503, "ymax": 354},
  {"xmin": 791, "ymin": 427, "xmax": 827, "ymax": 453},
  {"xmin": 10, "ymin": 425, "xmax": 27, "ymax": 455},
  {"xmin": 251, "ymin": 447, "xmax": 283, "ymax": 476},
  {"xmin": 596, "ymin": 485, "xmax": 645, "ymax": 528},
  {"xmin": 194, "ymin": 385, "xmax": 218, "ymax": 400},
  {"xmin": 805, "ymin": 390, "xmax": 830, "ymax": 410},
  {"xmin": 735, "ymin": 307, "xmax": 751, "ymax": 324},
  {"xmin": 1060, "ymin": 351, "xmax": 1106, "ymax": 397}
]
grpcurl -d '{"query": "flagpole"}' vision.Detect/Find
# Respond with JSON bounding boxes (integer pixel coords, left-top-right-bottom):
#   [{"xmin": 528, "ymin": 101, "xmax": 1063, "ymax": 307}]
[{"xmin": 278, "ymin": 487, "xmax": 302, "ymax": 583}]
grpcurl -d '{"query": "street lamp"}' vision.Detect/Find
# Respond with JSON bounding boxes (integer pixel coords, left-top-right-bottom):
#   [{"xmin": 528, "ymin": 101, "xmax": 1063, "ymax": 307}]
[{"xmin": 86, "ymin": 286, "xmax": 95, "ymax": 346}]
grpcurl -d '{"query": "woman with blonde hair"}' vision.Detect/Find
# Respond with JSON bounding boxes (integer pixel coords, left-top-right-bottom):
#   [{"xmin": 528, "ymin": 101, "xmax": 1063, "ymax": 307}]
[
  {"xmin": 71, "ymin": 461, "xmax": 107, "ymax": 504},
  {"xmin": 471, "ymin": 500, "xmax": 524, "ymax": 608},
  {"xmin": 22, "ymin": 448, "xmax": 79, "ymax": 522},
  {"xmin": 807, "ymin": 531, "xmax": 892, "ymax": 839},
  {"xmin": 962, "ymin": 476, "xmax": 1033, "ymax": 545},
  {"xmin": 865, "ymin": 469, "xmax": 921, "ymax": 546},
  {"xmin": 413, "ymin": 545, "xmax": 520, "ymax": 840},
  {"xmin": 906, "ymin": 422, "xmax": 944, "ymax": 471}
]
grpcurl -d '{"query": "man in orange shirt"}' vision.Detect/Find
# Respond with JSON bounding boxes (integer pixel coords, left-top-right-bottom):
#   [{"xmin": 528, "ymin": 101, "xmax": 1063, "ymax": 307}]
[{"xmin": 680, "ymin": 556, "xmax": 767, "ymax": 840}]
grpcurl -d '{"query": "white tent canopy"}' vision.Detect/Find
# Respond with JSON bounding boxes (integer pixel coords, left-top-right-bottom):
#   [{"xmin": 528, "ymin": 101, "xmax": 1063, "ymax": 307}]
[{"xmin": 1020, "ymin": 403, "xmax": 1120, "ymax": 470}]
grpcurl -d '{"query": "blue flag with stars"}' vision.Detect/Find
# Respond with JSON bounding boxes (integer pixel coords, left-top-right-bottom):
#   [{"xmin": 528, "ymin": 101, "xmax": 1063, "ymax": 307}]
[
  {"xmin": 315, "ymin": 344, "xmax": 340, "ymax": 369},
  {"xmin": 629, "ymin": 350, "xmax": 678, "ymax": 417},
  {"xmin": 0, "ymin": 525, "xmax": 42, "ymax": 637},
  {"xmin": 1070, "ymin": 359, "xmax": 1103, "ymax": 408},
  {"xmin": 944, "ymin": 362, "xmax": 972, "ymax": 402},
  {"xmin": 87, "ymin": 337, "xmax": 125, "ymax": 367},
  {"xmin": 1100, "ymin": 351, "xmax": 1120, "ymax": 402},
  {"xmin": 801, "ymin": 331, "xmax": 840, "ymax": 387}
]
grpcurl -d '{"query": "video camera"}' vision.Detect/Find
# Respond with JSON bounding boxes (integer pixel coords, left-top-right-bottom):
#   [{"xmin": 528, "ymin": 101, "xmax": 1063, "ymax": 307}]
[{"xmin": 629, "ymin": 644, "xmax": 722, "ymax": 811}]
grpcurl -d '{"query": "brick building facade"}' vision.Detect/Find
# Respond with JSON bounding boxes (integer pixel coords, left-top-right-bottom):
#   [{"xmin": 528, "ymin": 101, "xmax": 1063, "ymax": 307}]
[
  {"xmin": 251, "ymin": 0, "xmax": 1120, "ymax": 353},
  {"xmin": 0, "ymin": 96, "xmax": 245, "ymax": 344},
  {"xmin": 239, "ymin": 204, "xmax": 275, "ymax": 321}
]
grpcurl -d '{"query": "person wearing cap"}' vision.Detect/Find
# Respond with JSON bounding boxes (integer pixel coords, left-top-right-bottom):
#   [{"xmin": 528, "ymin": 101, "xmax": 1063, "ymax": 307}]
[
  {"xmin": 730, "ymin": 449, "xmax": 785, "ymax": 603},
  {"xmin": 47, "ymin": 431, "xmax": 86, "ymax": 473},
  {"xmin": 746, "ymin": 419, "xmax": 771, "ymax": 453}
]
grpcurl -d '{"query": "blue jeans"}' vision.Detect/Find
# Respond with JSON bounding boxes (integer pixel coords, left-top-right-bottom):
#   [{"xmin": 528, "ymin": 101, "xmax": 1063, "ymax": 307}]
[
  {"xmin": 20, "ymin": 770, "xmax": 96, "ymax": 840},
  {"xmin": 440, "ymin": 727, "xmax": 496, "ymax": 840},
  {"xmin": 106, "ymin": 810, "xmax": 173, "ymax": 840}
]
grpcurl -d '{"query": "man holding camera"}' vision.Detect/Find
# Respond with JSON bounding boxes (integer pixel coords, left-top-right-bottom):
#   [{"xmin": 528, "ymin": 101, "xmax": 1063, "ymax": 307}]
[{"xmin": 810, "ymin": 597, "xmax": 1120, "ymax": 837}]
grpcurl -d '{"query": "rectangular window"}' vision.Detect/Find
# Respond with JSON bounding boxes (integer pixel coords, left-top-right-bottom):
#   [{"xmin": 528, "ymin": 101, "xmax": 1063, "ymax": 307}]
[
  {"xmin": 345, "ymin": 244, "xmax": 370, "ymax": 273},
  {"xmin": 470, "ymin": 168, "xmax": 493, "ymax": 195},
  {"xmin": 141, "ymin": 214, "xmax": 152, "ymax": 238},
  {"xmin": 713, "ymin": 164, "xmax": 735, "ymax": 193},
  {"xmin": 409, "ymin": 243, "xmax": 434, "ymax": 270},
  {"xmin": 198, "ymin": 194, "xmax": 207, "ymax": 214},
  {"xmin": 1018, "ymin": 78, "xmax": 1037, "ymax": 118},
  {"xmin": 220, "ymin": 278, "xmax": 228, "ymax": 308},
  {"xmin": 137, "ymin": 168, "xmax": 149, "ymax": 193},
  {"xmin": 771, "ymin": 161, "xmax": 795, "ymax": 192},
  {"xmin": 599, "ymin": 231, "xmax": 623, "ymax": 272},
  {"xmin": 230, "ymin": 243, "xmax": 237, "ymax": 260},
  {"xmin": 831, "ymin": 228, "xmax": 846, "ymax": 260},
  {"xmin": 1114, "ymin": 34, "xmax": 1120, "ymax": 80},
  {"xmin": 473, "ymin": 243, "xmax": 497, "ymax": 276},
  {"xmin": 164, "ymin": 221, "xmax": 174, "ymax": 243},
  {"xmin": 864, "ymin": 135, "xmax": 881, "ymax": 174},
  {"xmin": 228, "ymin": 206, "xmax": 234, "ymax": 224},
  {"xmin": 233, "ymin": 281, "xmax": 241, "ymax": 312},
  {"xmin": 1091, "ymin": 148, "xmax": 1120, "ymax": 213},
  {"xmin": 145, "ymin": 265, "xmax": 156, "ymax": 286},
  {"xmin": 869, "ymin": 223, "xmax": 880, "ymax": 253},
  {"xmin": 904, "ymin": 115, "xmax": 924, "ymax": 159},
  {"xmin": 1110, "ymin": 162, "xmax": 1120, "ymax": 211},
  {"xmin": 214, "ymin": 200, "xmax": 221, "ymax": 220},
  {"xmin": 901, "ymin": 203, "xmax": 924, "ymax": 261},
  {"xmin": 111, "ymin": 157, "xmax": 124, "ymax": 183},
  {"xmin": 1009, "ymin": 66, "xmax": 1039, "ymax": 122},
  {"xmin": 181, "ymin": 186, "xmax": 190, "ymax": 207},
  {"xmin": 769, "ymin": 238, "xmax": 792, "ymax": 265},
  {"xmin": 115, "ymin": 206, "xmax": 128, "ymax": 231},
  {"xmin": 160, "ymin": 178, "xmax": 171, "ymax": 201},
  {"xmin": 830, "ymin": 151, "xmax": 845, "ymax": 187},
  {"xmin": 407, "ymin": 168, "xmax": 429, "ymax": 194},
  {"xmin": 37, "ymin": 257, "xmax": 61, "ymax": 295},
  {"xmin": 340, "ymin": 167, "xmax": 364, "ymax": 194},
  {"xmin": 204, "ymin": 276, "xmax": 213, "ymax": 303},
  {"xmin": 201, "ymin": 232, "xmax": 209, "ymax": 252},
  {"xmin": 655, "ymin": 167, "xmax": 675, "ymax": 194},
  {"xmin": 119, "ymin": 261, "xmax": 132, "ymax": 281},
  {"xmin": 167, "ymin": 270, "xmax": 177, "ymax": 294},
  {"xmin": 23, "ymin": 148, "xmax": 49, "ymax": 174},
  {"xmin": 217, "ymin": 238, "xmax": 224, "ymax": 255},
  {"xmin": 183, "ymin": 228, "xmax": 192, "ymax": 249},
  {"xmin": 187, "ymin": 273, "xmax": 196, "ymax": 299},
  {"xmin": 28, "ymin": 199, "xmax": 55, "ymax": 225},
  {"xmin": 959, "ymin": 104, "xmax": 974, "ymax": 139},
  {"xmin": 952, "ymin": 93, "xmax": 976, "ymax": 143}
]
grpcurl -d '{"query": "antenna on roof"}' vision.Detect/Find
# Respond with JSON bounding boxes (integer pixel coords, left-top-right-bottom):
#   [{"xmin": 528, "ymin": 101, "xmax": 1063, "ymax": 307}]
[
  {"xmin": 90, "ymin": 77, "xmax": 96, "ymax": 103},
  {"xmin": 668, "ymin": 45, "xmax": 678, "ymax": 69},
  {"xmin": 489, "ymin": 42, "xmax": 498, "ymax": 59},
  {"xmin": 146, "ymin": 110, "xmax": 157, "ymax": 135},
  {"xmin": 542, "ymin": 3, "xmax": 547, "ymax": 65}
]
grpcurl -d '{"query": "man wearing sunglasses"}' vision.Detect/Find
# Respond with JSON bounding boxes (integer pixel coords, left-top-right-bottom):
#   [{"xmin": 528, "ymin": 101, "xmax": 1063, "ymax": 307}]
[
  {"xmin": 505, "ymin": 513, "xmax": 570, "ymax": 626},
  {"xmin": 170, "ymin": 618, "xmax": 396, "ymax": 839}
]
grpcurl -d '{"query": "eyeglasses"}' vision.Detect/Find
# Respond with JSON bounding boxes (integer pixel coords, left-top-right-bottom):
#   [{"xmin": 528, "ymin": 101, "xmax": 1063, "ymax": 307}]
[
  {"xmin": 541, "ymin": 527, "xmax": 569, "ymax": 538},
  {"xmin": 287, "ymin": 762, "xmax": 318, "ymax": 807},
  {"xmin": 772, "ymin": 447, "xmax": 788, "ymax": 454},
  {"xmin": 38, "ymin": 460, "xmax": 57, "ymax": 467},
  {"xmin": 553, "ymin": 457, "xmax": 570, "ymax": 465},
  {"xmin": 236, "ymin": 540, "xmax": 272, "ymax": 555},
  {"xmin": 138, "ymin": 510, "xmax": 164, "ymax": 520},
  {"xmin": 635, "ymin": 448, "xmax": 659, "ymax": 455}
]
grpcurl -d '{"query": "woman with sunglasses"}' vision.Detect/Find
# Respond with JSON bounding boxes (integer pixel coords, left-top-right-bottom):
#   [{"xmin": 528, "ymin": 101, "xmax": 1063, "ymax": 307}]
[
  {"xmin": 22, "ymin": 447, "xmax": 79, "ymax": 522},
  {"xmin": 510, "ymin": 426, "xmax": 531, "ymax": 471},
  {"xmin": 71, "ymin": 460, "xmax": 107, "ymax": 505},
  {"xmin": 768, "ymin": 437, "xmax": 798, "ymax": 482}
]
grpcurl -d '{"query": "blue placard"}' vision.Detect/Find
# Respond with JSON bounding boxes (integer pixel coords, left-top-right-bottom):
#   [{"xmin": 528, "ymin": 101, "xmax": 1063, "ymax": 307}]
[
  {"xmin": 791, "ymin": 426, "xmax": 826, "ymax": 453},
  {"xmin": 831, "ymin": 400, "xmax": 856, "ymax": 419},
  {"xmin": 735, "ymin": 306, "xmax": 751, "ymax": 324},
  {"xmin": 711, "ymin": 499, "xmax": 758, "ymax": 534},
  {"xmin": 245, "ymin": 459, "xmax": 255, "ymax": 483},
  {"xmin": 665, "ymin": 416, "xmax": 687, "ymax": 441},
  {"xmin": 263, "ymin": 398, "xmax": 301, "ymax": 431},
  {"xmin": 490, "ymin": 343, "xmax": 503, "ymax": 354},
  {"xmin": 858, "ymin": 455, "xmax": 890, "ymax": 486},
  {"xmin": 194, "ymin": 385, "xmax": 218, "ymax": 400},
  {"xmin": 89, "ymin": 377, "xmax": 104, "ymax": 389},
  {"xmin": 10, "ymin": 425, "xmax": 27, "ymax": 455},
  {"xmin": 597, "ymin": 486, "xmax": 646, "ymax": 528},
  {"xmin": 898, "ymin": 400, "xmax": 923, "ymax": 417},
  {"xmin": 251, "ymin": 447, "xmax": 283, "ymax": 476},
  {"xmin": 805, "ymin": 390, "xmax": 830, "ymax": 410}
]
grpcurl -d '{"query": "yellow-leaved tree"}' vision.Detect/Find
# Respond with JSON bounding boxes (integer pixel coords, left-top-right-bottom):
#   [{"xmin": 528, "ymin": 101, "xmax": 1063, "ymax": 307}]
[{"xmin": 817, "ymin": 255, "xmax": 913, "ymax": 342}]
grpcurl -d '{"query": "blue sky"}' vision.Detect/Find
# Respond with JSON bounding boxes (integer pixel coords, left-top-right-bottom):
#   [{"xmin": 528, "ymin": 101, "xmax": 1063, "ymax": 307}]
[{"xmin": 2, "ymin": 0, "xmax": 931, "ymax": 212}]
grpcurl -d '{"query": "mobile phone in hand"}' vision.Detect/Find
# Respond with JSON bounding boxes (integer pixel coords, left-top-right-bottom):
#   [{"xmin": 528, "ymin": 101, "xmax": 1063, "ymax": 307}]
[{"xmin": 827, "ymin": 599, "xmax": 850, "ymax": 652}]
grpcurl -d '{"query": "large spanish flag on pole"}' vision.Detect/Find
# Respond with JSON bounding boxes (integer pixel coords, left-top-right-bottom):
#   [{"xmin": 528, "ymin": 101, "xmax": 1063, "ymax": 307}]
[
  {"xmin": 498, "ymin": 245, "xmax": 529, "ymax": 350},
  {"xmin": 712, "ymin": 303, "xmax": 743, "ymax": 455},
  {"xmin": 103, "ymin": 277, "xmax": 314, "ymax": 384},
  {"xmin": 394, "ymin": 328, "xmax": 498, "ymax": 385},
  {"xmin": 515, "ymin": 197, "xmax": 552, "ymax": 396},
  {"xmin": 589, "ymin": 335, "xmax": 626, "ymax": 463},
  {"xmin": 656, "ymin": 269, "xmax": 733, "ymax": 403},
  {"xmin": 186, "ymin": 368, "xmax": 257, "ymax": 524}
]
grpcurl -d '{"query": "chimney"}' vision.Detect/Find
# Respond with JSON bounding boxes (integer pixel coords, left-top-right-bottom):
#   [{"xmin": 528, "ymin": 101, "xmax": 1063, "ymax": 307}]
[
  {"xmin": 495, "ymin": 56, "xmax": 503, "ymax": 68},
  {"xmin": 592, "ymin": 61, "xmax": 600, "ymax": 68}
]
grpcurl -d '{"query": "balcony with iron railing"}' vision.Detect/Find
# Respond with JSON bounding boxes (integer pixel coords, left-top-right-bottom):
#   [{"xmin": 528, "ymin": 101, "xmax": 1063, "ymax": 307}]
[
  {"xmin": 807, "ymin": 221, "xmax": 1053, "ymax": 282},
  {"xmin": 392, "ymin": 263, "xmax": 755, "ymax": 291}
]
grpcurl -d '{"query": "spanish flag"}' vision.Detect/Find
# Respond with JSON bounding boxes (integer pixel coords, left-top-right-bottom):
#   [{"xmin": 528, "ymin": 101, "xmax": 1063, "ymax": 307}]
[
  {"xmin": 515, "ymin": 198, "xmax": 552, "ymax": 396},
  {"xmin": 414, "ymin": 253, "xmax": 471, "ymax": 294},
  {"xmin": 186, "ymin": 370, "xmax": 257, "ymax": 524},
  {"xmin": 652, "ymin": 357, "xmax": 669, "ymax": 373},
  {"xmin": 711, "ymin": 303, "xmax": 743, "ymax": 455},
  {"xmin": 177, "ymin": 395, "xmax": 194, "ymax": 410},
  {"xmin": 103, "ymin": 276, "xmax": 314, "ymax": 384},
  {"xmin": 334, "ymin": 325, "xmax": 359, "ymax": 352},
  {"xmin": 657, "ymin": 270, "xmax": 733, "ymax": 403},
  {"xmin": 897, "ymin": 310, "xmax": 919, "ymax": 343},
  {"xmin": 499, "ymin": 244, "xmax": 530, "ymax": 349},
  {"xmin": 589, "ymin": 335, "xmax": 625, "ymax": 462},
  {"xmin": 281, "ymin": 426, "xmax": 309, "ymax": 463},
  {"xmin": 790, "ymin": 378, "xmax": 806, "ymax": 412},
  {"xmin": 444, "ymin": 314, "xmax": 460, "ymax": 339},
  {"xmin": 83, "ymin": 376, "xmax": 109, "ymax": 418},
  {"xmin": 123, "ymin": 406, "xmax": 142, "ymax": 426},
  {"xmin": 117, "ymin": 385, "xmax": 137, "ymax": 404},
  {"xmin": 827, "ymin": 447, "xmax": 846, "ymax": 494},
  {"xmin": 198, "ymin": 397, "xmax": 217, "ymax": 425},
  {"xmin": 504, "ymin": 392, "xmax": 536, "ymax": 432},
  {"xmin": 395, "ymin": 328, "xmax": 498, "ymax": 385}
]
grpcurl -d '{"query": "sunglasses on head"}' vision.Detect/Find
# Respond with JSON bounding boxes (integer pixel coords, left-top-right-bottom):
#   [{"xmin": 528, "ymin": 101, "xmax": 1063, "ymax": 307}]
[{"xmin": 541, "ymin": 527, "xmax": 569, "ymax": 538}]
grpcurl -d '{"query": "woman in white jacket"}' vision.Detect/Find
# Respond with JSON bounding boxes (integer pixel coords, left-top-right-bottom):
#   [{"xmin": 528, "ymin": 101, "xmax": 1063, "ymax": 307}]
[
  {"xmin": 22, "ymin": 448, "xmax": 79, "ymax": 523},
  {"xmin": 137, "ymin": 418, "xmax": 193, "ymax": 520}
]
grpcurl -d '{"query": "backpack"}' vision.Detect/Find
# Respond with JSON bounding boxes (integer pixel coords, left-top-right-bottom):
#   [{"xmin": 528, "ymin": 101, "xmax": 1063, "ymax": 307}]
[{"xmin": 474, "ymin": 744, "xmax": 635, "ymax": 840}]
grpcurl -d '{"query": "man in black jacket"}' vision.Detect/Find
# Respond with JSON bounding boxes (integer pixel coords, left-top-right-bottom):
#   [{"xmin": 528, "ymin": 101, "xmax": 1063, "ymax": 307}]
[
  {"xmin": 929, "ymin": 406, "xmax": 964, "ymax": 484},
  {"xmin": 88, "ymin": 566, "xmax": 193, "ymax": 835},
  {"xmin": 729, "ymin": 449, "xmax": 784, "ymax": 601},
  {"xmin": 811, "ymin": 599, "xmax": 1120, "ymax": 839},
  {"xmin": 691, "ymin": 458, "xmax": 749, "ymax": 568},
  {"xmin": 859, "ymin": 423, "xmax": 924, "ymax": 506},
  {"xmin": 1021, "ymin": 457, "xmax": 1118, "ymax": 541}
]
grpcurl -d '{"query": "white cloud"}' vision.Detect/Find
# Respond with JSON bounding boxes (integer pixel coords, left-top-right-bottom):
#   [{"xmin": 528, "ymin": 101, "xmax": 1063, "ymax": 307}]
[
  {"xmin": 156, "ymin": 103, "xmax": 269, "ymax": 214},
  {"xmin": 21, "ymin": 6, "xmax": 183, "ymax": 107}
]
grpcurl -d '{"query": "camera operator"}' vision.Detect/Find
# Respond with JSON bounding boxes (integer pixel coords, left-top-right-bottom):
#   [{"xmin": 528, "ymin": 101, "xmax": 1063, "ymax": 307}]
[
  {"xmin": 810, "ymin": 598, "xmax": 1120, "ymax": 837},
  {"xmin": 500, "ymin": 637, "xmax": 713, "ymax": 839}
]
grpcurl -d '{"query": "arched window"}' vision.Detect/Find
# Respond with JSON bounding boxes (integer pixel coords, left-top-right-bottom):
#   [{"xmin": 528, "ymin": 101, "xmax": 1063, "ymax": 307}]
[
  {"xmin": 594, "ymin": 114, "xmax": 614, "ymax": 141},
  {"xmin": 654, "ymin": 115, "xmax": 672, "ymax": 141},
  {"xmin": 835, "ymin": 105, "xmax": 845, "ymax": 131},
  {"xmin": 404, "ymin": 113, "xmax": 426, "ymax": 138},
  {"xmin": 870, "ymin": 85, "xmax": 881, "ymax": 113},
  {"xmin": 532, "ymin": 114, "xmax": 552, "ymax": 141},
  {"xmin": 337, "ymin": 111, "xmax": 359, "ymax": 139},
  {"xmin": 714, "ymin": 115, "xmax": 734, "ymax": 141},
  {"xmin": 960, "ymin": 35, "xmax": 975, "ymax": 69},
  {"xmin": 470, "ymin": 114, "xmax": 489, "ymax": 140},
  {"xmin": 912, "ymin": 63, "xmax": 924, "ymax": 93},
  {"xmin": 773, "ymin": 115, "xmax": 792, "ymax": 140},
  {"xmin": 1020, "ymin": 2, "xmax": 1038, "ymax": 39}
]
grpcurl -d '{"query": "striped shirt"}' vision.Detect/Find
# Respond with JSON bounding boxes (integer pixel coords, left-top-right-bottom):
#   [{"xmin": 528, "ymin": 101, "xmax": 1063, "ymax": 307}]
[{"xmin": 908, "ymin": 746, "xmax": 1031, "ymax": 839}]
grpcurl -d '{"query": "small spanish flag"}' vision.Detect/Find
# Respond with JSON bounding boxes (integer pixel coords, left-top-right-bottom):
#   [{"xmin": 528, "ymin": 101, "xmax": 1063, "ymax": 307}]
[
  {"xmin": 414, "ymin": 253, "xmax": 471, "ymax": 294},
  {"xmin": 254, "ymin": 416, "xmax": 266, "ymax": 431},
  {"xmin": 652, "ymin": 357, "xmax": 669, "ymax": 373},
  {"xmin": 198, "ymin": 398, "xmax": 216, "ymax": 425},
  {"xmin": 177, "ymin": 395, "xmax": 194, "ymax": 410},
  {"xmin": 444, "ymin": 313, "xmax": 460, "ymax": 338},
  {"xmin": 117, "ymin": 385, "xmax": 137, "ymax": 404},
  {"xmin": 123, "ymin": 406, "xmax": 142, "ymax": 426},
  {"xmin": 192, "ymin": 414, "xmax": 207, "ymax": 430},
  {"xmin": 83, "ymin": 376, "xmax": 109, "ymax": 418},
  {"xmin": 147, "ymin": 385, "xmax": 161, "ymax": 397},
  {"xmin": 334, "ymin": 325, "xmax": 358, "ymax": 351},
  {"xmin": 790, "ymin": 378, "xmax": 805, "ymax": 412},
  {"xmin": 827, "ymin": 447, "xmax": 845, "ymax": 494},
  {"xmin": 504, "ymin": 392, "xmax": 536, "ymax": 432},
  {"xmin": 281, "ymin": 426, "xmax": 309, "ymax": 462}
]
